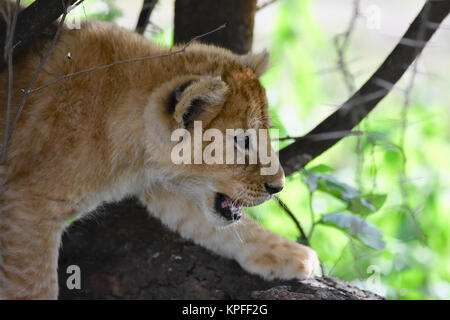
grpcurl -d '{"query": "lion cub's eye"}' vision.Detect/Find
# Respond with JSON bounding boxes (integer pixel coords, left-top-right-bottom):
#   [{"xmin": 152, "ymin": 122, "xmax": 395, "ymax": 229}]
[{"xmin": 234, "ymin": 135, "xmax": 250, "ymax": 151}]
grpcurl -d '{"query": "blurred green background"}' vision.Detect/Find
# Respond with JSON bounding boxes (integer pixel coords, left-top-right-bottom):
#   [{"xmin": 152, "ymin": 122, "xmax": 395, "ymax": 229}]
[
  {"xmin": 24, "ymin": 0, "xmax": 450, "ymax": 299},
  {"xmin": 254, "ymin": 0, "xmax": 450, "ymax": 300}
]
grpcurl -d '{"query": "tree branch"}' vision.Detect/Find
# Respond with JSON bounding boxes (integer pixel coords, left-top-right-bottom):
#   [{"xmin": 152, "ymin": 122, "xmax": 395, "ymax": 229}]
[
  {"xmin": 24, "ymin": 24, "xmax": 226, "ymax": 96},
  {"xmin": 135, "ymin": 0, "xmax": 158, "ymax": 34},
  {"xmin": 273, "ymin": 195, "xmax": 309, "ymax": 245},
  {"xmin": 174, "ymin": 0, "xmax": 257, "ymax": 54},
  {"xmin": 0, "ymin": 0, "xmax": 78, "ymax": 72},
  {"xmin": 257, "ymin": 0, "xmax": 278, "ymax": 11},
  {"xmin": 0, "ymin": 8, "xmax": 224, "ymax": 164},
  {"xmin": 279, "ymin": 0, "xmax": 450, "ymax": 176},
  {"xmin": 0, "ymin": 0, "xmax": 82, "ymax": 164},
  {"xmin": 58, "ymin": 199, "xmax": 383, "ymax": 300},
  {"xmin": 1, "ymin": 0, "xmax": 21, "ymax": 165}
]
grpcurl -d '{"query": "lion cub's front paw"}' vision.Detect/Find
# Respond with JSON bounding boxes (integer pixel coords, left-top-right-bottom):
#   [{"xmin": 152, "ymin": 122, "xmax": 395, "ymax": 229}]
[{"xmin": 241, "ymin": 240, "xmax": 321, "ymax": 281}]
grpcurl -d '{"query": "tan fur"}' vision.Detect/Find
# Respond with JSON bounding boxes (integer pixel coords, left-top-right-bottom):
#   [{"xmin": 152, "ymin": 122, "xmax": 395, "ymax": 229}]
[{"xmin": 0, "ymin": 19, "xmax": 319, "ymax": 299}]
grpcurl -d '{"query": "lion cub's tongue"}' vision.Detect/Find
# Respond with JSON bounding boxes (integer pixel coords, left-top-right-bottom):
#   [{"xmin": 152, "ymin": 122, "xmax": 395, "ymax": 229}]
[
  {"xmin": 221, "ymin": 197, "xmax": 243, "ymax": 221},
  {"xmin": 221, "ymin": 197, "xmax": 242, "ymax": 211}
]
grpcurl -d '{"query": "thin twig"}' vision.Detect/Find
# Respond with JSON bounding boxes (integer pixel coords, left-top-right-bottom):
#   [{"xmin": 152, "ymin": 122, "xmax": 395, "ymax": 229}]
[
  {"xmin": 135, "ymin": 0, "xmax": 158, "ymax": 34},
  {"xmin": 257, "ymin": 0, "xmax": 278, "ymax": 11},
  {"xmin": 275, "ymin": 130, "xmax": 362, "ymax": 142},
  {"xmin": 273, "ymin": 195, "xmax": 309, "ymax": 245},
  {"xmin": 0, "ymin": 0, "xmax": 81, "ymax": 164},
  {"xmin": 307, "ymin": 191, "xmax": 315, "ymax": 239},
  {"xmin": 0, "ymin": 23, "xmax": 226, "ymax": 164},
  {"xmin": 1, "ymin": 0, "xmax": 21, "ymax": 164},
  {"xmin": 0, "ymin": 0, "xmax": 80, "ymax": 71},
  {"xmin": 333, "ymin": 0, "xmax": 360, "ymax": 95},
  {"xmin": 333, "ymin": 0, "xmax": 367, "ymax": 193},
  {"xmin": 328, "ymin": 241, "xmax": 350, "ymax": 276},
  {"xmin": 26, "ymin": 23, "xmax": 227, "ymax": 96},
  {"xmin": 279, "ymin": 0, "xmax": 450, "ymax": 176},
  {"xmin": 397, "ymin": 3, "xmax": 429, "ymax": 242}
]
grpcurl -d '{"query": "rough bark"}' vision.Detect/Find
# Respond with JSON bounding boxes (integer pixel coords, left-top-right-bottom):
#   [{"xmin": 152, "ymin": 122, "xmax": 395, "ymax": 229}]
[
  {"xmin": 174, "ymin": 0, "xmax": 257, "ymax": 54},
  {"xmin": 0, "ymin": 0, "xmax": 77, "ymax": 71},
  {"xmin": 58, "ymin": 199, "xmax": 383, "ymax": 300},
  {"xmin": 135, "ymin": 0, "xmax": 158, "ymax": 34}
]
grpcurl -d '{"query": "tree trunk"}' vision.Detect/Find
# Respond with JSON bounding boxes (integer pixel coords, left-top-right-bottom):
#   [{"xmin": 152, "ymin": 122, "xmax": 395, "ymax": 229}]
[
  {"xmin": 174, "ymin": 0, "xmax": 257, "ymax": 54},
  {"xmin": 0, "ymin": 0, "xmax": 76, "ymax": 71}
]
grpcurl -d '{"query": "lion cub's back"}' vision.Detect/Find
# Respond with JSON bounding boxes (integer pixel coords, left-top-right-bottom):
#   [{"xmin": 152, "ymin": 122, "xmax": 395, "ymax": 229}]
[{"xmin": 0, "ymin": 21, "xmax": 164, "ymax": 159}]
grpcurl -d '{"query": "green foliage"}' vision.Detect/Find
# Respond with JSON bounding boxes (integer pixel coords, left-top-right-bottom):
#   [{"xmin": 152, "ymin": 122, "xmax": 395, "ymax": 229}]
[
  {"xmin": 150, "ymin": 28, "xmax": 174, "ymax": 48},
  {"xmin": 321, "ymin": 212, "xmax": 385, "ymax": 250},
  {"xmin": 250, "ymin": 0, "xmax": 450, "ymax": 299},
  {"xmin": 300, "ymin": 168, "xmax": 387, "ymax": 250},
  {"xmin": 303, "ymin": 170, "xmax": 387, "ymax": 217}
]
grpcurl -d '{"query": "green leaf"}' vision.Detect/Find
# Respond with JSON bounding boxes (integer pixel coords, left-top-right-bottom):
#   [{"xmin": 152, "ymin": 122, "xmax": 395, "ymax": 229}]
[
  {"xmin": 307, "ymin": 164, "xmax": 333, "ymax": 174},
  {"xmin": 321, "ymin": 212, "xmax": 386, "ymax": 250},
  {"xmin": 302, "ymin": 171, "xmax": 386, "ymax": 222},
  {"xmin": 305, "ymin": 172, "xmax": 387, "ymax": 216},
  {"xmin": 348, "ymin": 194, "xmax": 388, "ymax": 216},
  {"xmin": 366, "ymin": 194, "xmax": 388, "ymax": 210},
  {"xmin": 317, "ymin": 175, "xmax": 360, "ymax": 202},
  {"xmin": 302, "ymin": 172, "xmax": 319, "ymax": 193}
]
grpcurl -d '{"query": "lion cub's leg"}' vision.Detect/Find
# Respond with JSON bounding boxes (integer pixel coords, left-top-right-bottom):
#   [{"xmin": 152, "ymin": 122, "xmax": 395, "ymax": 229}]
[
  {"xmin": 0, "ymin": 191, "xmax": 67, "ymax": 299},
  {"xmin": 141, "ymin": 190, "xmax": 320, "ymax": 281}
]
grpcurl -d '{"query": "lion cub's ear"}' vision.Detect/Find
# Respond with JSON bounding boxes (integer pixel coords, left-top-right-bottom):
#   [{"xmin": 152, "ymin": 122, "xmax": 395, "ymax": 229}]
[
  {"xmin": 238, "ymin": 50, "xmax": 270, "ymax": 77},
  {"xmin": 167, "ymin": 76, "xmax": 229, "ymax": 129}
]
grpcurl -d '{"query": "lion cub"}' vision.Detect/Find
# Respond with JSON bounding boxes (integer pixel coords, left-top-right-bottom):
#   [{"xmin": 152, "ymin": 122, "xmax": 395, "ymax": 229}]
[{"xmin": 0, "ymin": 20, "xmax": 319, "ymax": 299}]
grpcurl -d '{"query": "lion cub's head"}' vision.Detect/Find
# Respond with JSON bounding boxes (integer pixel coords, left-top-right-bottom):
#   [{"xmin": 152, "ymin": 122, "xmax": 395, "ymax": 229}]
[{"xmin": 144, "ymin": 45, "xmax": 285, "ymax": 226}]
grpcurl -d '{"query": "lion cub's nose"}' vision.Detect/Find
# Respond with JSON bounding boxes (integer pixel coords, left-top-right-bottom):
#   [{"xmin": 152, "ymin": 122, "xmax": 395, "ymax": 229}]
[{"xmin": 264, "ymin": 183, "xmax": 284, "ymax": 195}]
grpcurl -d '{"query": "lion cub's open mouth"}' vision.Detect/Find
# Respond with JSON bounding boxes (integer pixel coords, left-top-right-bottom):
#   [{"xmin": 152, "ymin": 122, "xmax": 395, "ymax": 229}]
[{"xmin": 214, "ymin": 193, "xmax": 243, "ymax": 221}]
